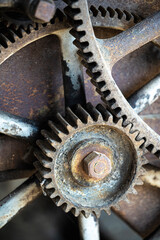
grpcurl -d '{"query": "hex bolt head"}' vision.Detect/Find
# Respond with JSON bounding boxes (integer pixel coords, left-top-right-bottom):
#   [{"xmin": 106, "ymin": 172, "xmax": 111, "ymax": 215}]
[
  {"xmin": 34, "ymin": 0, "xmax": 56, "ymax": 22},
  {"xmin": 83, "ymin": 151, "xmax": 112, "ymax": 179}
]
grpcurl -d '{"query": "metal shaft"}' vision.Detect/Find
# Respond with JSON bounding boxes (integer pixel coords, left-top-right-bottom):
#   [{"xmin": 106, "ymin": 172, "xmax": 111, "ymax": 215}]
[
  {"xmin": 0, "ymin": 110, "xmax": 39, "ymax": 141},
  {"xmin": 128, "ymin": 74, "xmax": 160, "ymax": 114},
  {"xmin": 78, "ymin": 214, "xmax": 100, "ymax": 240},
  {"xmin": 0, "ymin": 175, "xmax": 42, "ymax": 229}
]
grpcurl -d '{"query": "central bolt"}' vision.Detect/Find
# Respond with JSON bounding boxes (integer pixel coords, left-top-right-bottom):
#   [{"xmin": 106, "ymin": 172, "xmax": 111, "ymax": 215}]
[{"xmin": 83, "ymin": 151, "xmax": 112, "ymax": 179}]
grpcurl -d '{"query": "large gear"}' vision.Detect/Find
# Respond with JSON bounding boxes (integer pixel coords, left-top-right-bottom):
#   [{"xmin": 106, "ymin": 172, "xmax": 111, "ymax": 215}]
[
  {"xmin": 34, "ymin": 103, "xmax": 145, "ymax": 217},
  {"xmin": 64, "ymin": 0, "xmax": 160, "ymax": 159},
  {"xmin": 0, "ymin": 5, "xmax": 156, "ymax": 65}
]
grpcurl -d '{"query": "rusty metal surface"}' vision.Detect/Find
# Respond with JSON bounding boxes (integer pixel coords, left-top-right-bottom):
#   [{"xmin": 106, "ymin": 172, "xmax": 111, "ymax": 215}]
[
  {"xmin": 0, "ymin": 11, "xmax": 159, "ymax": 177},
  {"xmin": 0, "ymin": 0, "xmax": 160, "ymax": 237},
  {"xmin": 65, "ymin": 0, "xmax": 160, "ymax": 161},
  {"xmin": 0, "ymin": 135, "xmax": 34, "ymax": 171},
  {"xmin": 0, "ymin": 34, "xmax": 64, "ymax": 121},
  {"xmin": 0, "ymin": 169, "xmax": 35, "ymax": 181},
  {"xmin": 113, "ymin": 183, "xmax": 160, "ymax": 238},
  {"xmin": 0, "ymin": 175, "xmax": 42, "ymax": 229}
]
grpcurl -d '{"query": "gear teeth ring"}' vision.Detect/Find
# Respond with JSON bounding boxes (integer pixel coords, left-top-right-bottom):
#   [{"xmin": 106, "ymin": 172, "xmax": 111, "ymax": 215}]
[
  {"xmin": 34, "ymin": 103, "xmax": 145, "ymax": 218},
  {"xmin": 63, "ymin": 0, "xmax": 160, "ymax": 160}
]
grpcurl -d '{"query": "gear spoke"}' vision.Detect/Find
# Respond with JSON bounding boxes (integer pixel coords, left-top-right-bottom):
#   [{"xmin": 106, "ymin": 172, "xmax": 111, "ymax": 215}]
[
  {"xmin": 57, "ymin": 30, "xmax": 86, "ymax": 108},
  {"xmin": 0, "ymin": 175, "xmax": 42, "ymax": 229},
  {"xmin": 79, "ymin": 213, "xmax": 100, "ymax": 240},
  {"xmin": 102, "ymin": 11, "xmax": 160, "ymax": 66},
  {"xmin": 0, "ymin": 110, "xmax": 38, "ymax": 140}
]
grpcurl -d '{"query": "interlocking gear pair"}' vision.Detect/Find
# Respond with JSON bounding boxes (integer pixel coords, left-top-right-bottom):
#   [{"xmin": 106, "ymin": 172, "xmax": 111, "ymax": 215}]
[
  {"xmin": 1, "ymin": 0, "xmax": 160, "ymax": 218},
  {"xmin": 35, "ymin": 0, "xmax": 160, "ymax": 217}
]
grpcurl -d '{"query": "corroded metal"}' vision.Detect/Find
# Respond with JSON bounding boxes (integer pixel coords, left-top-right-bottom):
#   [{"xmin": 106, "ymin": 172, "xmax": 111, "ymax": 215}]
[
  {"xmin": 128, "ymin": 75, "xmax": 160, "ymax": 114},
  {"xmin": 0, "ymin": 175, "xmax": 42, "ymax": 229},
  {"xmin": 113, "ymin": 183, "xmax": 160, "ymax": 238},
  {"xmin": 64, "ymin": 0, "xmax": 160, "ymax": 160},
  {"xmin": 0, "ymin": 110, "xmax": 38, "ymax": 140},
  {"xmin": 34, "ymin": 103, "xmax": 144, "ymax": 217},
  {"xmin": 79, "ymin": 213, "xmax": 100, "ymax": 240},
  {"xmin": 0, "ymin": 1, "xmax": 159, "ymax": 237},
  {"xmin": 83, "ymin": 151, "xmax": 112, "ymax": 179}
]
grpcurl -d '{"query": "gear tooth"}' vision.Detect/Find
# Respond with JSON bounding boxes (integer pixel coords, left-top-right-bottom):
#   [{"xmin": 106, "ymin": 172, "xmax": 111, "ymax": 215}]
[
  {"xmin": 141, "ymin": 156, "xmax": 149, "ymax": 165},
  {"xmin": 71, "ymin": 208, "xmax": 80, "ymax": 217},
  {"xmin": 123, "ymin": 196, "xmax": 130, "ymax": 203},
  {"xmin": 90, "ymin": 5, "xmax": 99, "ymax": 17},
  {"xmin": 43, "ymin": 171, "xmax": 52, "ymax": 179},
  {"xmin": 104, "ymin": 208, "xmax": 111, "ymax": 215},
  {"xmin": 34, "ymin": 160, "xmax": 51, "ymax": 179},
  {"xmin": 124, "ymin": 123, "xmax": 132, "ymax": 132},
  {"xmin": 34, "ymin": 150, "xmax": 52, "ymax": 168},
  {"xmin": 114, "ymin": 204, "xmax": 121, "ymax": 211},
  {"xmin": 48, "ymin": 120, "xmax": 64, "ymax": 139},
  {"xmin": 132, "ymin": 188, "xmax": 138, "ymax": 195},
  {"xmin": 76, "ymin": 104, "xmax": 93, "ymax": 123},
  {"xmin": 83, "ymin": 211, "xmax": 90, "ymax": 218},
  {"xmin": 86, "ymin": 102, "xmax": 100, "ymax": 121},
  {"xmin": 66, "ymin": 107, "xmax": 81, "ymax": 127},
  {"xmin": 98, "ymin": 6, "xmax": 107, "ymax": 17},
  {"xmin": 62, "ymin": 203, "xmax": 72, "ymax": 213},
  {"xmin": 45, "ymin": 182, "xmax": 54, "ymax": 189},
  {"xmin": 136, "ymin": 178, "xmax": 144, "ymax": 186},
  {"xmin": 96, "ymin": 104, "xmax": 110, "ymax": 121},
  {"xmin": 117, "ymin": 118, "xmax": 123, "ymax": 127},
  {"xmin": 56, "ymin": 112, "xmax": 73, "ymax": 132},
  {"xmin": 50, "ymin": 190, "xmax": 59, "ymax": 199},
  {"xmin": 140, "ymin": 167, "xmax": 146, "ymax": 176},
  {"xmin": 94, "ymin": 210, "xmax": 101, "ymax": 218},
  {"xmin": 56, "ymin": 198, "xmax": 64, "ymax": 207},
  {"xmin": 0, "ymin": 33, "xmax": 9, "ymax": 48},
  {"xmin": 41, "ymin": 129, "xmax": 59, "ymax": 147},
  {"xmin": 130, "ymin": 128, "xmax": 139, "ymax": 136},
  {"xmin": 36, "ymin": 139, "xmax": 55, "ymax": 158}
]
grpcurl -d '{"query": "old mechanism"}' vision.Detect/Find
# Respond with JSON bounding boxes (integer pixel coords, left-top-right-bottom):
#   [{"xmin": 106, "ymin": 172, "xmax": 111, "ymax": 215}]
[{"xmin": 0, "ymin": 0, "xmax": 160, "ymax": 239}]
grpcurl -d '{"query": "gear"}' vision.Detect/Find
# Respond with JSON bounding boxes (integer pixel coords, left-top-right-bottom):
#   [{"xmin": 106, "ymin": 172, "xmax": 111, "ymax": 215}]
[
  {"xmin": 34, "ymin": 103, "xmax": 145, "ymax": 218},
  {"xmin": 0, "ymin": 10, "xmax": 34, "ymax": 30},
  {"xmin": 0, "ymin": 4, "xmax": 158, "ymax": 64},
  {"xmin": 64, "ymin": 0, "xmax": 160, "ymax": 159}
]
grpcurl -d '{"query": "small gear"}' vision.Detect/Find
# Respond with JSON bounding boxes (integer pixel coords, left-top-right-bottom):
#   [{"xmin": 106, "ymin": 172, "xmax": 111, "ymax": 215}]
[{"xmin": 34, "ymin": 103, "xmax": 146, "ymax": 218}]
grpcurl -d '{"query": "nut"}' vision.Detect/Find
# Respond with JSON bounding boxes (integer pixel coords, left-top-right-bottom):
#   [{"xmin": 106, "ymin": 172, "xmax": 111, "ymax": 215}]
[
  {"xmin": 34, "ymin": 0, "xmax": 56, "ymax": 22},
  {"xmin": 83, "ymin": 151, "xmax": 112, "ymax": 179}
]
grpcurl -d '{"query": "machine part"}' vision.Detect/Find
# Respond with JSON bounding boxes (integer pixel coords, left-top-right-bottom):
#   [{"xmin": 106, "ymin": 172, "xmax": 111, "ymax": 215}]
[
  {"xmin": 0, "ymin": 110, "xmax": 38, "ymax": 140},
  {"xmin": 128, "ymin": 74, "xmax": 160, "ymax": 114},
  {"xmin": 0, "ymin": 175, "xmax": 42, "ymax": 229},
  {"xmin": 34, "ymin": 103, "xmax": 145, "ymax": 217},
  {"xmin": 64, "ymin": 0, "xmax": 160, "ymax": 159},
  {"xmin": 0, "ymin": 1, "xmax": 159, "ymax": 238},
  {"xmin": 0, "ymin": 164, "xmax": 157, "ymax": 233},
  {"xmin": 141, "ymin": 165, "xmax": 160, "ymax": 188},
  {"xmin": 23, "ymin": 0, "xmax": 56, "ymax": 23},
  {"xmin": 83, "ymin": 151, "xmax": 112, "ymax": 179},
  {"xmin": 0, "ymin": 0, "xmax": 56, "ymax": 29},
  {"xmin": 114, "ymin": 182, "xmax": 160, "ymax": 238},
  {"xmin": 79, "ymin": 213, "xmax": 100, "ymax": 240}
]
